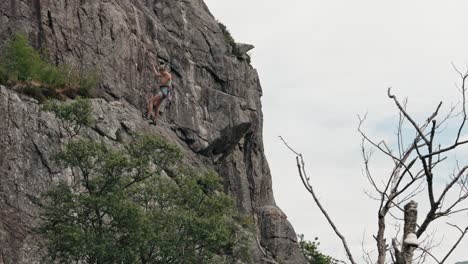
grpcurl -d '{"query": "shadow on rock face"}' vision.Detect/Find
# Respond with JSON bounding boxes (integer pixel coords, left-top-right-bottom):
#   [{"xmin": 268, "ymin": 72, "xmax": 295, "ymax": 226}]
[
  {"xmin": 175, "ymin": 121, "xmax": 252, "ymax": 156},
  {"xmin": 199, "ymin": 122, "xmax": 252, "ymax": 156}
]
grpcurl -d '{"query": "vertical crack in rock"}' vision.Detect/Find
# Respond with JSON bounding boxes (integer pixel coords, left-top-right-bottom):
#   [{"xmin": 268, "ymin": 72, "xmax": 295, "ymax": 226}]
[
  {"xmin": 31, "ymin": 140, "xmax": 53, "ymax": 175},
  {"xmin": 9, "ymin": 0, "xmax": 17, "ymax": 18},
  {"xmin": 32, "ymin": 0, "xmax": 44, "ymax": 49}
]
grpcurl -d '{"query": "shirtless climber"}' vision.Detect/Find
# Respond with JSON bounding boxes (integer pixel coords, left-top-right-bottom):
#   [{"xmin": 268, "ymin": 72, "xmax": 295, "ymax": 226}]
[{"xmin": 146, "ymin": 61, "xmax": 172, "ymax": 124}]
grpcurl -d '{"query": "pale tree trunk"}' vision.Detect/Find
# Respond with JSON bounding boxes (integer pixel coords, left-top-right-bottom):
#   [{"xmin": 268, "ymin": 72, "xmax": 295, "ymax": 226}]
[
  {"xmin": 376, "ymin": 212, "xmax": 387, "ymax": 264},
  {"xmin": 395, "ymin": 201, "xmax": 418, "ymax": 264}
]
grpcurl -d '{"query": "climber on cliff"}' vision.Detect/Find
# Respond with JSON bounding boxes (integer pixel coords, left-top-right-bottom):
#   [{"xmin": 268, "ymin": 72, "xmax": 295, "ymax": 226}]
[{"xmin": 146, "ymin": 61, "xmax": 172, "ymax": 124}]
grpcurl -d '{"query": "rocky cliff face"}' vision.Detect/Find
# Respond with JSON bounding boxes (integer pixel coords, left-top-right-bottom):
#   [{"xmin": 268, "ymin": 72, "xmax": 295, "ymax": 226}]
[{"xmin": 0, "ymin": 1, "xmax": 307, "ymax": 263}]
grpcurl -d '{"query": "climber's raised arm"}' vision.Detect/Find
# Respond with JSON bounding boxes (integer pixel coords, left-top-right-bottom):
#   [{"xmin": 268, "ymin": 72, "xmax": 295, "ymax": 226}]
[{"xmin": 151, "ymin": 62, "xmax": 161, "ymax": 78}]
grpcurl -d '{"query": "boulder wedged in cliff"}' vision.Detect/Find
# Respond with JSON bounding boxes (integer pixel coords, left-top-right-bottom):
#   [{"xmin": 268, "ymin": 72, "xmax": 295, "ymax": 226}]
[{"xmin": 0, "ymin": 0, "xmax": 308, "ymax": 263}]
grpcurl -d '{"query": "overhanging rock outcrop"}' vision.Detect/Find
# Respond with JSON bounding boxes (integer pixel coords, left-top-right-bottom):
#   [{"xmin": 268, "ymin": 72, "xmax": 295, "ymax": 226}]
[{"xmin": 0, "ymin": 1, "xmax": 307, "ymax": 263}]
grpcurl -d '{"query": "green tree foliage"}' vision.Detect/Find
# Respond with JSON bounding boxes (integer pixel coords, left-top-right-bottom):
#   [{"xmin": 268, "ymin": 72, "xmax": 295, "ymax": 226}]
[
  {"xmin": 0, "ymin": 33, "xmax": 97, "ymax": 101},
  {"xmin": 298, "ymin": 234, "xmax": 339, "ymax": 264},
  {"xmin": 40, "ymin": 135, "xmax": 252, "ymax": 263},
  {"xmin": 42, "ymin": 97, "xmax": 94, "ymax": 137}
]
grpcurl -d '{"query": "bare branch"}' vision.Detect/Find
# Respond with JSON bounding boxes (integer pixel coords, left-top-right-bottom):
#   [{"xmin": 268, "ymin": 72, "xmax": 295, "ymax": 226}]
[
  {"xmin": 387, "ymin": 87, "xmax": 442, "ymax": 146},
  {"xmin": 279, "ymin": 136, "xmax": 357, "ymax": 264},
  {"xmin": 439, "ymin": 225, "xmax": 468, "ymax": 264}
]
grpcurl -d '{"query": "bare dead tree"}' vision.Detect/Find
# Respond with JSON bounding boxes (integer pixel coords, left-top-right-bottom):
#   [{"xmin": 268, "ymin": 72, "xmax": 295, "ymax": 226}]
[
  {"xmin": 282, "ymin": 66, "xmax": 468, "ymax": 264},
  {"xmin": 357, "ymin": 66, "xmax": 468, "ymax": 263}
]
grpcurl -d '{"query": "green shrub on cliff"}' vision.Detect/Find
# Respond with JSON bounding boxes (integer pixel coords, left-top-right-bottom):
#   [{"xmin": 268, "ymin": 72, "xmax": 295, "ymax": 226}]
[
  {"xmin": 0, "ymin": 34, "xmax": 65, "ymax": 86},
  {"xmin": 0, "ymin": 33, "xmax": 97, "ymax": 101},
  {"xmin": 298, "ymin": 234, "xmax": 339, "ymax": 264},
  {"xmin": 42, "ymin": 97, "xmax": 94, "ymax": 137},
  {"xmin": 218, "ymin": 22, "xmax": 241, "ymax": 56},
  {"xmin": 40, "ymin": 135, "xmax": 252, "ymax": 264}
]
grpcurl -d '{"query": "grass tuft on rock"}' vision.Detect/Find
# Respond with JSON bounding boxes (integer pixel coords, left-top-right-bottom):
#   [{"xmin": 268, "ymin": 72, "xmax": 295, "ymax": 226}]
[
  {"xmin": 218, "ymin": 22, "xmax": 241, "ymax": 56},
  {"xmin": 0, "ymin": 33, "xmax": 98, "ymax": 102}
]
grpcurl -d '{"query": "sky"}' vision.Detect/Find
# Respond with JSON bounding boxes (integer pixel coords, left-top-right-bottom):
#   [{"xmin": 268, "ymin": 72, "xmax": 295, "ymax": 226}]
[{"xmin": 204, "ymin": 1, "xmax": 468, "ymax": 263}]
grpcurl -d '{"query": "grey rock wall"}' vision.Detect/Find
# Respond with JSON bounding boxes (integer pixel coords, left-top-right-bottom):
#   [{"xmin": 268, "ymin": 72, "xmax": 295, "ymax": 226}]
[{"xmin": 0, "ymin": 1, "xmax": 307, "ymax": 263}]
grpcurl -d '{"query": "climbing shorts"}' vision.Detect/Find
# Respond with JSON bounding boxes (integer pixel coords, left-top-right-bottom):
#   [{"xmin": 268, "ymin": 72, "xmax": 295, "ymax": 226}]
[
  {"xmin": 158, "ymin": 87, "xmax": 169, "ymax": 98},
  {"xmin": 153, "ymin": 86, "xmax": 169, "ymax": 98}
]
